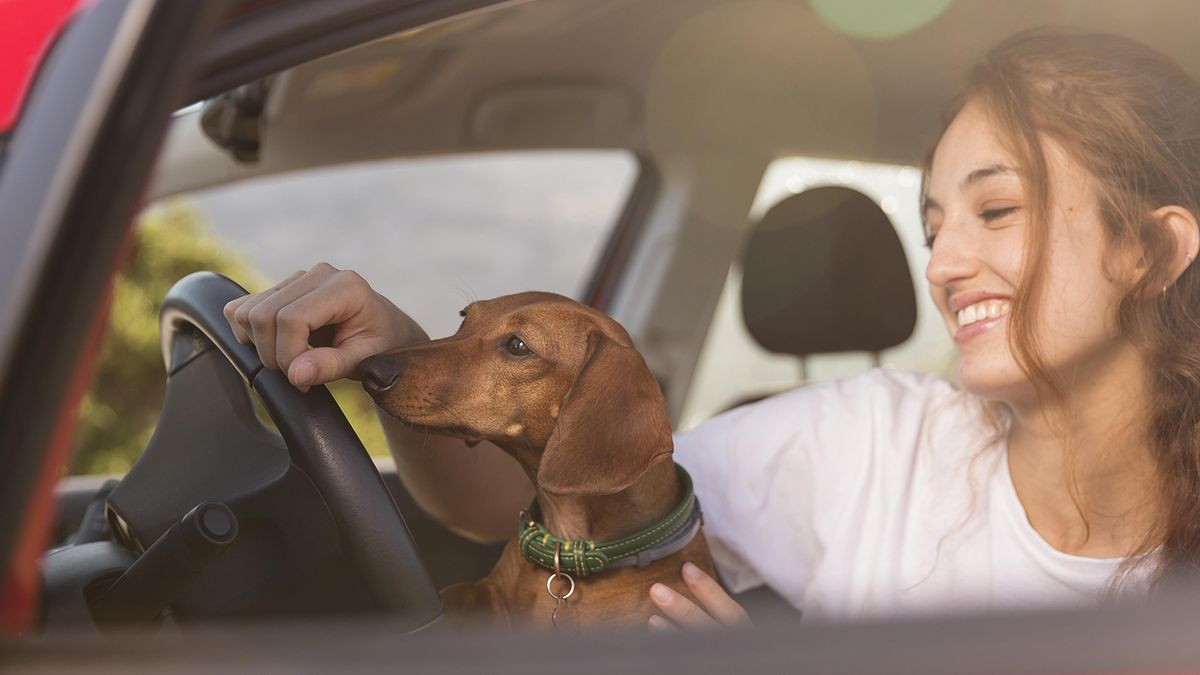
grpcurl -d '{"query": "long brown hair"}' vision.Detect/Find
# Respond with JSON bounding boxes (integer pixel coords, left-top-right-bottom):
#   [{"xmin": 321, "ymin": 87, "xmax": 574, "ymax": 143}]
[{"xmin": 928, "ymin": 30, "xmax": 1200, "ymax": 585}]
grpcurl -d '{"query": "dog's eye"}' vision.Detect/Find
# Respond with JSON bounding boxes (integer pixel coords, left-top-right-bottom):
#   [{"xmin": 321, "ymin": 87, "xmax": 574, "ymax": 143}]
[{"xmin": 503, "ymin": 335, "xmax": 533, "ymax": 357}]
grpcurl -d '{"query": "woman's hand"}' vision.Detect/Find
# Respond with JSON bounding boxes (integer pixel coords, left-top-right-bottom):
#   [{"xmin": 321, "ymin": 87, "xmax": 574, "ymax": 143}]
[
  {"xmin": 222, "ymin": 262, "xmax": 427, "ymax": 391},
  {"xmin": 648, "ymin": 562, "xmax": 752, "ymax": 631}
]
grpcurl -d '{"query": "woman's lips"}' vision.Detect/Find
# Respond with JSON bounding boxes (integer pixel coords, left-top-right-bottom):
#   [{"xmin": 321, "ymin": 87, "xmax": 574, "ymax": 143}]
[
  {"xmin": 954, "ymin": 313, "xmax": 1006, "ymax": 342},
  {"xmin": 950, "ymin": 296, "xmax": 1012, "ymax": 343}
]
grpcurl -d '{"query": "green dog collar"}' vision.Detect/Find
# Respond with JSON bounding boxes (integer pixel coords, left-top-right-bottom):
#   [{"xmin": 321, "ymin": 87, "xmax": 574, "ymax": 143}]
[{"xmin": 517, "ymin": 464, "xmax": 703, "ymax": 578}]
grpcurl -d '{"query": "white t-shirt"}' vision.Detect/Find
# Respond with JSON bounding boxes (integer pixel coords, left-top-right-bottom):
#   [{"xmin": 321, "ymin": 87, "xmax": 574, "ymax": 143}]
[{"xmin": 675, "ymin": 369, "xmax": 1150, "ymax": 622}]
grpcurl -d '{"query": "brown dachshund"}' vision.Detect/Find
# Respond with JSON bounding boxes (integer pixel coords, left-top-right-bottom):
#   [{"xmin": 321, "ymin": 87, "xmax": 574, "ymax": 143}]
[{"xmin": 357, "ymin": 291, "xmax": 715, "ymax": 632}]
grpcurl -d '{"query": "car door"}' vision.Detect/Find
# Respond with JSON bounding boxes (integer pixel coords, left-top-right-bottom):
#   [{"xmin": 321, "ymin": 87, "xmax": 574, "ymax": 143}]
[{"xmin": 0, "ymin": 0, "xmax": 234, "ymax": 633}]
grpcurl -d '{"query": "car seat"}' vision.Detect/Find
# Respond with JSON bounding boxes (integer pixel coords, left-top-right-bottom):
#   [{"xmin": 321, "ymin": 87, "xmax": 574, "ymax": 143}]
[
  {"xmin": 737, "ymin": 184, "xmax": 917, "ymax": 401},
  {"xmin": 725, "ymin": 185, "xmax": 918, "ymax": 621}
]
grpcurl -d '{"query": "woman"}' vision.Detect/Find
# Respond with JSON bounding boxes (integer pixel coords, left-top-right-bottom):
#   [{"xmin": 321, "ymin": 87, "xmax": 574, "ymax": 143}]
[{"xmin": 223, "ymin": 30, "xmax": 1200, "ymax": 627}]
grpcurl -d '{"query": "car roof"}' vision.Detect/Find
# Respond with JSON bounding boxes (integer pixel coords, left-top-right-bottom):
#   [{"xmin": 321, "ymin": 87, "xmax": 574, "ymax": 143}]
[{"xmin": 154, "ymin": 0, "xmax": 1200, "ymax": 198}]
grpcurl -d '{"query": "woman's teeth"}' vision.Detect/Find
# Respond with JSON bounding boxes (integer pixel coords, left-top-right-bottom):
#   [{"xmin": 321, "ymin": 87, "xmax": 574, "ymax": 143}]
[{"xmin": 956, "ymin": 300, "xmax": 1010, "ymax": 328}]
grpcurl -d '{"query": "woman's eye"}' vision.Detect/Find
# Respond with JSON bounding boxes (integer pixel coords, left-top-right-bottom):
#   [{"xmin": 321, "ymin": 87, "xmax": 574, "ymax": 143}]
[
  {"xmin": 980, "ymin": 206, "xmax": 1020, "ymax": 222},
  {"xmin": 504, "ymin": 335, "xmax": 533, "ymax": 357},
  {"xmin": 922, "ymin": 224, "xmax": 939, "ymax": 249}
]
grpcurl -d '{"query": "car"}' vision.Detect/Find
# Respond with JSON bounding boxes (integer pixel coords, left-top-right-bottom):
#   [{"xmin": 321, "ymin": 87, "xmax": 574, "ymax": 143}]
[{"xmin": 5, "ymin": 0, "xmax": 1200, "ymax": 671}]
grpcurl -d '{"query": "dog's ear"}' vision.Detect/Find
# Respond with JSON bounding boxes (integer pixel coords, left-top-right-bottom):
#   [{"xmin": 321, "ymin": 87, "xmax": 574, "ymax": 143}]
[{"xmin": 537, "ymin": 331, "xmax": 673, "ymax": 497}]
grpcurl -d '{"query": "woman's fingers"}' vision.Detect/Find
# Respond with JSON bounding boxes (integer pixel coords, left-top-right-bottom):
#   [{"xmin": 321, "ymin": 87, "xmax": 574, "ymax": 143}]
[
  {"xmin": 270, "ymin": 271, "xmax": 377, "ymax": 376},
  {"xmin": 647, "ymin": 614, "xmax": 677, "ymax": 633},
  {"xmin": 236, "ymin": 268, "xmax": 333, "ymax": 370},
  {"xmin": 222, "ymin": 263, "xmax": 422, "ymax": 390},
  {"xmin": 287, "ymin": 337, "xmax": 391, "ymax": 391},
  {"xmin": 648, "ymin": 564, "xmax": 752, "ymax": 631},
  {"xmin": 649, "ymin": 582, "xmax": 719, "ymax": 629},
  {"xmin": 680, "ymin": 562, "xmax": 752, "ymax": 626},
  {"xmin": 223, "ymin": 269, "xmax": 306, "ymax": 344},
  {"xmin": 222, "ymin": 262, "xmax": 369, "ymax": 375},
  {"xmin": 286, "ymin": 347, "xmax": 352, "ymax": 392}
]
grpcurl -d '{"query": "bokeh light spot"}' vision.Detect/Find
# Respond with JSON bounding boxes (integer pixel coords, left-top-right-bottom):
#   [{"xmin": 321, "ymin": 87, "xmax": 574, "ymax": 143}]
[{"xmin": 808, "ymin": 0, "xmax": 953, "ymax": 40}]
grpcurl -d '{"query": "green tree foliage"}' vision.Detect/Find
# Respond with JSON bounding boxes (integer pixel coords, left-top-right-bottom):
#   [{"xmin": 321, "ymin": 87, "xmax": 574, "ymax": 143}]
[{"xmin": 71, "ymin": 201, "xmax": 390, "ymax": 475}]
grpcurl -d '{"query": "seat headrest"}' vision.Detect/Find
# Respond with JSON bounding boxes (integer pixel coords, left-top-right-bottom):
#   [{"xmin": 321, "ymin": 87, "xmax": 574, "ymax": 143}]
[{"xmin": 740, "ymin": 186, "xmax": 917, "ymax": 356}]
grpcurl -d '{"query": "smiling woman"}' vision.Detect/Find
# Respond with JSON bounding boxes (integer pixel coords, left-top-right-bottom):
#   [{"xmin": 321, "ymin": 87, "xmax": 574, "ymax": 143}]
[
  {"xmin": 924, "ymin": 30, "xmax": 1200, "ymax": 582},
  {"xmin": 658, "ymin": 28, "xmax": 1200, "ymax": 625}
]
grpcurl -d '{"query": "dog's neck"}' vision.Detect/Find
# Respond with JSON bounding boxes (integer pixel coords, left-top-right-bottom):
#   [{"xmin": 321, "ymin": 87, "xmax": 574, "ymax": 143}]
[{"xmin": 523, "ymin": 457, "xmax": 681, "ymax": 542}]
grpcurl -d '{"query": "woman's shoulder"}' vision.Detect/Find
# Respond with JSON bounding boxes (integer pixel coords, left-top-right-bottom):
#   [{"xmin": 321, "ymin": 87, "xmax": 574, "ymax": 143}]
[
  {"xmin": 815, "ymin": 367, "xmax": 959, "ymax": 403},
  {"xmin": 715, "ymin": 368, "xmax": 965, "ymax": 428},
  {"xmin": 675, "ymin": 368, "xmax": 993, "ymax": 487},
  {"xmin": 677, "ymin": 369, "xmax": 972, "ymax": 465}
]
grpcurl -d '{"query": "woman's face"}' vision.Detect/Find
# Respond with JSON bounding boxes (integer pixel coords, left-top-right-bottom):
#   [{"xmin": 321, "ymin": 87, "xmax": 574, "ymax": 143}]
[{"xmin": 923, "ymin": 100, "xmax": 1132, "ymax": 403}]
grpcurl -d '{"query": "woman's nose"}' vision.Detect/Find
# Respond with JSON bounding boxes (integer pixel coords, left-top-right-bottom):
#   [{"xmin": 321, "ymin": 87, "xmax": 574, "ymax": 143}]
[{"xmin": 924, "ymin": 220, "xmax": 978, "ymax": 289}]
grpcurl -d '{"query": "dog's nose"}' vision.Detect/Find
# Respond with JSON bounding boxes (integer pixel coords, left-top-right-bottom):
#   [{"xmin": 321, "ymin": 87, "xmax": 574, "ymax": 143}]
[{"xmin": 358, "ymin": 354, "xmax": 402, "ymax": 395}]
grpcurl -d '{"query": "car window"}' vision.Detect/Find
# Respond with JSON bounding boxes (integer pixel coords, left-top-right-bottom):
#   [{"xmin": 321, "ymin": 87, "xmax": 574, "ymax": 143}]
[
  {"xmin": 72, "ymin": 150, "xmax": 639, "ymax": 475},
  {"xmin": 678, "ymin": 156, "xmax": 955, "ymax": 431}
]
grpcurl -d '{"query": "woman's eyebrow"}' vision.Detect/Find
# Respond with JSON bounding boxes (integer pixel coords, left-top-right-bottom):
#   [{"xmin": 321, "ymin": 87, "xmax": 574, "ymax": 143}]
[
  {"xmin": 961, "ymin": 163, "xmax": 1016, "ymax": 189},
  {"xmin": 922, "ymin": 163, "xmax": 1017, "ymax": 216}
]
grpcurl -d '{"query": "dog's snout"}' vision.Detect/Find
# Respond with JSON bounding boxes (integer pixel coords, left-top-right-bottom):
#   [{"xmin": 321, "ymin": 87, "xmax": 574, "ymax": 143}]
[{"xmin": 358, "ymin": 354, "xmax": 402, "ymax": 395}]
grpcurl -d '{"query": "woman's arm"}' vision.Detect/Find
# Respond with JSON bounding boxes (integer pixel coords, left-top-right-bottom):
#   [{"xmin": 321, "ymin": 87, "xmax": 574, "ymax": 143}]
[
  {"xmin": 380, "ymin": 422, "xmax": 534, "ymax": 543},
  {"xmin": 223, "ymin": 262, "xmax": 533, "ymax": 543}
]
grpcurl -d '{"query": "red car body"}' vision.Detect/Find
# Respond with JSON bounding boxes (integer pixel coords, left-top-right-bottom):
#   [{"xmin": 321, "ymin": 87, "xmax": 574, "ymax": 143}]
[
  {"xmin": 0, "ymin": 0, "xmax": 98, "ymax": 634},
  {"xmin": 0, "ymin": 0, "xmax": 90, "ymax": 135}
]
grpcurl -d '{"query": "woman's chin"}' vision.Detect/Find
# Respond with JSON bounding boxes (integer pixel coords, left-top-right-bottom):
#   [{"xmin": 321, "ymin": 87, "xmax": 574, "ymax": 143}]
[{"xmin": 956, "ymin": 360, "xmax": 1030, "ymax": 403}]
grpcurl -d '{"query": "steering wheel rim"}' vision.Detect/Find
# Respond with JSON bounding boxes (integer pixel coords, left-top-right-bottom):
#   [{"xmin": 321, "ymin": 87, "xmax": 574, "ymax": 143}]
[{"xmin": 157, "ymin": 271, "xmax": 444, "ymax": 629}]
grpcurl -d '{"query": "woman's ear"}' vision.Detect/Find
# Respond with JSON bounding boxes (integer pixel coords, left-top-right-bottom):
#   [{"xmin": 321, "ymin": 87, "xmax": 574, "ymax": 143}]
[{"xmin": 1153, "ymin": 204, "xmax": 1200, "ymax": 288}]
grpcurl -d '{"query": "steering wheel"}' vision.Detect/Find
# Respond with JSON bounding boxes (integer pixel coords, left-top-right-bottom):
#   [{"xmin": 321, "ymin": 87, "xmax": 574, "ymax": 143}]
[{"xmin": 101, "ymin": 272, "xmax": 443, "ymax": 630}]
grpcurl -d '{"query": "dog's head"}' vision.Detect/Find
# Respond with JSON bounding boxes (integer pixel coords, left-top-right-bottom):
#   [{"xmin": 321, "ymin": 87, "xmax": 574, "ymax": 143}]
[{"xmin": 359, "ymin": 292, "xmax": 672, "ymax": 497}]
